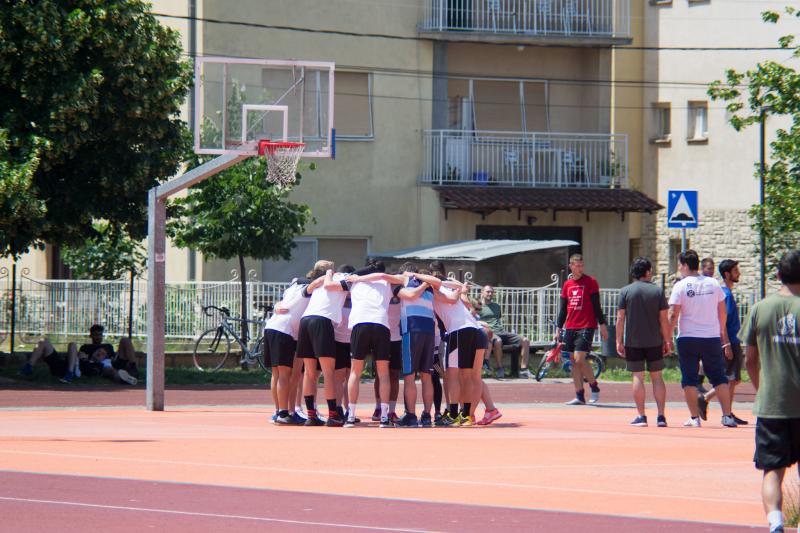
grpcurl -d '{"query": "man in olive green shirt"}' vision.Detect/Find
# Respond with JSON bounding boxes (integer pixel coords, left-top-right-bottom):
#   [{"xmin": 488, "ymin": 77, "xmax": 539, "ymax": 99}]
[
  {"xmin": 479, "ymin": 285, "xmax": 530, "ymax": 379},
  {"xmin": 742, "ymin": 250, "xmax": 800, "ymax": 533}
]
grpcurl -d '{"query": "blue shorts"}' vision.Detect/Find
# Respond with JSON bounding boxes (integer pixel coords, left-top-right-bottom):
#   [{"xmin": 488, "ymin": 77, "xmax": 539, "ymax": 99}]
[
  {"xmin": 676, "ymin": 337, "xmax": 729, "ymax": 389},
  {"xmin": 401, "ymin": 331, "xmax": 434, "ymax": 376}
]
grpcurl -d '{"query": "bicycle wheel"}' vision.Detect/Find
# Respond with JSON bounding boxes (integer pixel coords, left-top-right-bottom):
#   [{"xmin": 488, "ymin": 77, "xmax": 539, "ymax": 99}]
[
  {"xmin": 586, "ymin": 353, "xmax": 605, "ymax": 381},
  {"xmin": 252, "ymin": 336, "xmax": 270, "ymax": 372},
  {"xmin": 534, "ymin": 353, "xmax": 551, "ymax": 382},
  {"xmin": 193, "ymin": 327, "xmax": 231, "ymax": 372}
]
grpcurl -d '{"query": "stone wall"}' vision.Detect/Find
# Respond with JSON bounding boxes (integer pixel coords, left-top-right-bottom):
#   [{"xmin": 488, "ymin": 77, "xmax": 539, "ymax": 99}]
[{"xmin": 654, "ymin": 208, "xmax": 762, "ymax": 296}]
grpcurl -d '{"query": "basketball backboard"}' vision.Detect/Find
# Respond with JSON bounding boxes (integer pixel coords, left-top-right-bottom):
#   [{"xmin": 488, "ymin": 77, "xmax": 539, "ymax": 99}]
[{"xmin": 194, "ymin": 57, "xmax": 335, "ymax": 158}]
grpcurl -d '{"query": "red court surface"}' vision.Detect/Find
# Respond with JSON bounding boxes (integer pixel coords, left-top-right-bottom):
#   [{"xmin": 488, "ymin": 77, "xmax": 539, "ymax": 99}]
[{"xmin": 0, "ymin": 380, "xmax": 775, "ymax": 532}]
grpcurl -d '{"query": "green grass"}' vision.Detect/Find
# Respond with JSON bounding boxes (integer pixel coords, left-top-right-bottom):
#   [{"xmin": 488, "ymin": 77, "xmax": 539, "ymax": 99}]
[{"xmin": 786, "ymin": 481, "xmax": 800, "ymax": 528}]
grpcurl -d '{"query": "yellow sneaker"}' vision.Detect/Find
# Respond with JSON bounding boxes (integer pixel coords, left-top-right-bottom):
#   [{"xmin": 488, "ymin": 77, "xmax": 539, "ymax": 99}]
[{"xmin": 455, "ymin": 413, "xmax": 473, "ymax": 427}]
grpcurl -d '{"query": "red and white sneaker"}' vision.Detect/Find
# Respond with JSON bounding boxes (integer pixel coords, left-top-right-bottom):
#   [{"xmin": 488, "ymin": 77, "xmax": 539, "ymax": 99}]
[{"xmin": 476, "ymin": 408, "xmax": 503, "ymax": 426}]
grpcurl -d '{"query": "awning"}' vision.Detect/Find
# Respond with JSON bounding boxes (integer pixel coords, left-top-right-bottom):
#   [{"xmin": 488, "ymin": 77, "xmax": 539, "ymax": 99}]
[
  {"xmin": 435, "ymin": 186, "xmax": 662, "ymax": 214},
  {"xmin": 371, "ymin": 239, "xmax": 579, "ymax": 262}
]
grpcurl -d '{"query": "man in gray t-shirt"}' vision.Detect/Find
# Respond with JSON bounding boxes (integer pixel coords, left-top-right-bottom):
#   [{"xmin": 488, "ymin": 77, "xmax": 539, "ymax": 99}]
[{"xmin": 616, "ymin": 257, "xmax": 673, "ymax": 427}]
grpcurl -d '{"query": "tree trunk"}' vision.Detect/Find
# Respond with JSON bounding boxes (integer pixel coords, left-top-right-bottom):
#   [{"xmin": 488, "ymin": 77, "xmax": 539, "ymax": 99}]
[{"xmin": 239, "ymin": 254, "xmax": 248, "ymax": 344}]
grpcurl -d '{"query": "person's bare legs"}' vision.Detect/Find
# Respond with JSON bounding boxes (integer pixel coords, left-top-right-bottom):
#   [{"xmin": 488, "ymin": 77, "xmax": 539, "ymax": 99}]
[
  {"xmin": 117, "ymin": 337, "xmax": 135, "ymax": 362},
  {"xmin": 651, "ymin": 370, "xmax": 666, "ymax": 417},
  {"xmin": 712, "ymin": 382, "xmax": 733, "ymax": 416},
  {"xmin": 389, "ymin": 368, "xmax": 400, "ymax": 416},
  {"xmin": 480, "ymin": 380, "xmax": 496, "ymax": 411},
  {"xmin": 491, "ymin": 339, "xmax": 503, "ymax": 371},
  {"xmin": 318, "ymin": 357, "xmax": 338, "ymax": 418},
  {"xmin": 445, "ymin": 366, "xmax": 460, "ymax": 416},
  {"xmin": 341, "ymin": 368, "xmax": 351, "ymax": 413},
  {"xmin": 469, "ymin": 348, "xmax": 485, "ymax": 417},
  {"xmin": 347, "ymin": 359, "xmax": 366, "ymax": 420},
  {"xmin": 301, "ymin": 358, "xmax": 318, "ymax": 412},
  {"xmin": 28, "ymin": 339, "xmax": 55, "ymax": 366},
  {"xmin": 683, "ymin": 385, "xmax": 701, "ymax": 418},
  {"xmin": 271, "ymin": 371, "xmax": 279, "ymax": 412},
  {"xmin": 403, "ymin": 373, "xmax": 417, "ymax": 415},
  {"xmin": 276, "ymin": 365, "xmax": 293, "ymax": 411},
  {"xmin": 334, "ymin": 367, "xmax": 348, "ymax": 410},
  {"xmin": 376, "ymin": 360, "xmax": 390, "ymax": 415},
  {"xmin": 289, "ymin": 357, "xmax": 304, "ymax": 414},
  {"xmin": 571, "ymin": 350, "xmax": 589, "ymax": 391},
  {"xmin": 458, "ymin": 367, "xmax": 473, "ymax": 419},
  {"xmin": 520, "ymin": 337, "xmax": 530, "ymax": 372},
  {"xmin": 632, "ymin": 371, "xmax": 646, "ymax": 416},
  {"xmin": 762, "ymin": 468, "xmax": 785, "ymax": 527},
  {"xmin": 420, "ymin": 372, "xmax": 433, "ymax": 415}
]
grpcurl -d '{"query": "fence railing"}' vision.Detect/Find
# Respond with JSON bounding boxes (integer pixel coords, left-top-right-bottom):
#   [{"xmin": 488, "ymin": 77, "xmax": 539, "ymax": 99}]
[
  {"xmin": 421, "ymin": 130, "xmax": 628, "ymax": 188},
  {"xmin": 0, "ymin": 278, "xmax": 755, "ymax": 347},
  {"xmin": 420, "ymin": 0, "xmax": 631, "ymax": 39}
]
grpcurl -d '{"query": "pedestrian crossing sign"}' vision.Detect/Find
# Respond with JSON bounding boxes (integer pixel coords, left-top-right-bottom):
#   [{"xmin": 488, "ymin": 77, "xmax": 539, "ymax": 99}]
[{"xmin": 667, "ymin": 190, "xmax": 699, "ymax": 229}]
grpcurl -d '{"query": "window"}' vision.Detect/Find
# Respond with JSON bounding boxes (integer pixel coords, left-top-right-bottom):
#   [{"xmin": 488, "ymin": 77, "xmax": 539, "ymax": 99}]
[
  {"xmin": 688, "ymin": 101, "xmax": 708, "ymax": 142},
  {"xmin": 261, "ymin": 238, "xmax": 317, "ymax": 282},
  {"xmin": 334, "ymin": 72, "xmax": 373, "ymax": 139},
  {"xmin": 449, "ymin": 78, "xmax": 549, "ymax": 133},
  {"xmin": 652, "ymin": 103, "xmax": 671, "ymax": 144}
]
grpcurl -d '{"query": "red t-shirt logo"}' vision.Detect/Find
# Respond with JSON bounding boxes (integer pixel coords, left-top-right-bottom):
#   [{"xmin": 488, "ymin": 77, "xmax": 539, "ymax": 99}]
[{"xmin": 569, "ymin": 286, "xmax": 585, "ymax": 311}]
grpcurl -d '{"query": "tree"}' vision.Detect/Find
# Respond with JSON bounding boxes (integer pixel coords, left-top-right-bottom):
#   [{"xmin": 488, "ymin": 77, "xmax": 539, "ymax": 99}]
[
  {"xmin": 0, "ymin": 1, "xmax": 192, "ymax": 258},
  {"xmin": 167, "ymin": 157, "xmax": 313, "ymax": 343},
  {"xmin": 708, "ymin": 7, "xmax": 800, "ymax": 267},
  {"xmin": 61, "ymin": 220, "xmax": 145, "ymax": 280}
]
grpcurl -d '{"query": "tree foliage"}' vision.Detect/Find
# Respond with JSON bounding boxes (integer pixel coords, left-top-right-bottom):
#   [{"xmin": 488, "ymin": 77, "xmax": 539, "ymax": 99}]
[
  {"xmin": 708, "ymin": 7, "xmax": 800, "ymax": 266},
  {"xmin": 0, "ymin": 0, "xmax": 192, "ymax": 258},
  {"xmin": 61, "ymin": 220, "xmax": 145, "ymax": 280}
]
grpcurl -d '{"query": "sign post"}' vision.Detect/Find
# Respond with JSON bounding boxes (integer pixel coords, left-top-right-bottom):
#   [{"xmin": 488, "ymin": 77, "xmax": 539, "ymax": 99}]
[{"xmin": 667, "ymin": 190, "xmax": 699, "ymax": 251}]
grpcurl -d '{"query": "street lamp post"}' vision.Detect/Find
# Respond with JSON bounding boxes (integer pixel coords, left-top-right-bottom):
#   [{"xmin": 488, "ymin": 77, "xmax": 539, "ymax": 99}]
[{"xmin": 759, "ymin": 107, "xmax": 768, "ymax": 299}]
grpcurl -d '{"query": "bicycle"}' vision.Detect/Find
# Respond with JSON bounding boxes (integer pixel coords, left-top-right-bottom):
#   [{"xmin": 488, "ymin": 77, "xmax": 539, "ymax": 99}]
[
  {"xmin": 534, "ymin": 325, "xmax": 605, "ymax": 382},
  {"xmin": 193, "ymin": 305, "xmax": 269, "ymax": 373}
]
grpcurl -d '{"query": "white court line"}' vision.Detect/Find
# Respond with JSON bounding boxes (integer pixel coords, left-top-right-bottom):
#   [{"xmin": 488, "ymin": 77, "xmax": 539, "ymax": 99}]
[
  {"xmin": 339, "ymin": 460, "xmax": 748, "ymax": 474},
  {"xmin": 0, "ymin": 496, "xmax": 432, "ymax": 532},
  {"xmin": 0, "ymin": 449, "xmax": 759, "ymax": 506}
]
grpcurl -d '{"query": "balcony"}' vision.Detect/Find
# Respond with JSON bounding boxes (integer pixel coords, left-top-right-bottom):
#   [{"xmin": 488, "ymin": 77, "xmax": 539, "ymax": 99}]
[
  {"xmin": 420, "ymin": 130, "xmax": 628, "ymax": 189},
  {"xmin": 419, "ymin": 0, "xmax": 631, "ymax": 45}
]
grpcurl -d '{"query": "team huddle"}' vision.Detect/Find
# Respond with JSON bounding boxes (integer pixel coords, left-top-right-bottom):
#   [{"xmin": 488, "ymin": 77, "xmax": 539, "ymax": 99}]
[{"xmin": 263, "ymin": 259, "xmax": 502, "ymax": 428}]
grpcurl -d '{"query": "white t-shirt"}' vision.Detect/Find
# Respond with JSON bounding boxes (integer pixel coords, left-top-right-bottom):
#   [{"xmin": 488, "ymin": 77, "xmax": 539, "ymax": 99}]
[
  {"xmin": 668, "ymin": 275, "xmax": 725, "ymax": 338},
  {"xmin": 333, "ymin": 299, "xmax": 352, "ymax": 343},
  {"xmin": 302, "ymin": 273, "xmax": 349, "ymax": 325},
  {"xmin": 265, "ymin": 282, "xmax": 310, "ymax": 339},
  {"xmin": 349, "ymin": 279, "xmax": 392, "ymax": 329},
  {"xmin": 433, "ymin": 286, "xmax": 479, "ymax": 333},
  {"xmin": 388, "ymin": 290, "xmax": 401, "ymax": 341}
]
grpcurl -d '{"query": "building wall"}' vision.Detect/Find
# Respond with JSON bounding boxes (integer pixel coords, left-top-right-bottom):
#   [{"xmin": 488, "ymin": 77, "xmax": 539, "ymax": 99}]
[{"xmin": 644, "ymin": 1, "xmax": 796, "ymax": 291}]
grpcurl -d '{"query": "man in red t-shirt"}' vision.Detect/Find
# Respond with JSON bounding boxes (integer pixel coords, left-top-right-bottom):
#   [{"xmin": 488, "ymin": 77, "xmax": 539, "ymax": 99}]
[{"xmin": 556, "ymin": 254, "xmax": 608, "ymax": 405}]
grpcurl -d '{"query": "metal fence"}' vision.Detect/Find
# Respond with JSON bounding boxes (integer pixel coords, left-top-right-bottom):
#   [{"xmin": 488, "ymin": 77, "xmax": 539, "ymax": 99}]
[
  {"xmin": 0, "ymin": 277, "xmax": 756, "ymax": 347},
  {"xmin": 420, "ymin": 0, "xmax": 631, "ymax": 39},
  {"xmin": 421, "ymin": 130, "xmax": 628, "ymax": 188}
]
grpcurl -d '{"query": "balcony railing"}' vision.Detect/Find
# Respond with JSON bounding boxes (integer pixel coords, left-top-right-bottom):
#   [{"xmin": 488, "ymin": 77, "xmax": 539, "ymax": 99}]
[
  {"xmin": 420, "ymin": 0, "xmax": 630, "ymax": 40},
  {"xmin": 420, "ymin": 130, "xmax": 628, "ymax": 188}
]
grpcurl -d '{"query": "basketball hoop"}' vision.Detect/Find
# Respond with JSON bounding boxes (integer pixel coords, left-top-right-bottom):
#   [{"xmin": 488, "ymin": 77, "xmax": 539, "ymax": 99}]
[{"xmin": 258, "ymin": 140, "xmax": 305, "ymax": 187}]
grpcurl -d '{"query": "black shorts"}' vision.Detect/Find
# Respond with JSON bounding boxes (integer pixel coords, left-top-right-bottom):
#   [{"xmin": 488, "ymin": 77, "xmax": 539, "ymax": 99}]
[
  {"xmin": 390, "ymin": 340, "xmax": 402, "ymax": 371},
  {"xmin": 43, "ymin": 351, "xmax": 68, "ymax": 377},
  {"xmin": 563, "ymin": 328, "xmax": 595, "ymax": 353},
  {"xmin": 401, "ymin": 331, "xmax": 434, "ymax": 376},
  {"xmin": 265, "ymin": 329, "xmax": 297, "ymax": 368},
  {"xmin": 297, "ymin": 316, "xmax": 336, "ymax": 359},
  {"xmin": 334, "ymin": 341, "xmax": 351, "ymax": 370},
  {"xmin": 624, "ymin": 345, "xmax": 665, "ymax": 373},
  {"xmin": 444, "ymin": 327, "xmax": 482, "ymax": 369},
  {"xmin": 726, "ymin": 343, "xmax": 744, "ymax": 382},
  {"xmin": 350, "ymin": 323, "xmax": 391, "ymax": 361},
  {"xmin": 754, "ymin": 417, "xmax": 800, "ymax": 471},
  {"xmin": 78, "ymin": 359, "xmax": 104, "ymax": 377}
]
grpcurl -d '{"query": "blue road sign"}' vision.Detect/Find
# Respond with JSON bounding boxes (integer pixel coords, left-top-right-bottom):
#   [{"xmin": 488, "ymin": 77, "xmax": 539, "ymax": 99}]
[{"xmin": 667, "ymin": 190, "xmax": 699, "ymax": 229}]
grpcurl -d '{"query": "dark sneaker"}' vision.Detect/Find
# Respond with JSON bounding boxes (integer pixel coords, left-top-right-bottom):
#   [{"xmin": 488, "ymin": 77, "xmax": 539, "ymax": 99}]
[
  {"xmin": 437, "ymin": 413, "xmax": 455, "ymax": 426},
  {"xmin": 630, "ymin": 415, "xmax": 648, "ymax": 427},
  {"xmin": 731, "ymin": 413, "xmax": 749, "ymax": 425},
  {"xmin": 304, "ymin": 416, "xmax": 325, "ymax": 427},
  {"xmin": 721, "ymin": 414, "xmax": 738, "ymax": 428},
  {"xmin": 18, "ymin": 363, "xmax": 33, "ymax": 378},
  {"xmin": 59, "ymin": 371, "xmax": 75, "ymax": 384},
  {"xmin": 397, "ymin": 413, "xmax": 419, "ymax": 427},
  {"xmin": 420, "ymin": 412, "xmax": 433, "ymax": 428},
  {"xmin": 326, "ymin": 415, "xmax": 345, "ymax": 427},
  {"xmin": 389, "ymin": 412, "xmax": 400, "ymax": 424},
  {"xmin": 696, "ymin": 393, "xmax": 708, "ymax": 421},
  {"xmin": 656, "ymin": 415, "xmax": 668, "ymax": 428},
  {"xmin": 275, "ymin": 414, "xmax": 295, "ymax": 425},
  {"xmin": 290, "ymin": 412, "xmax": 307, "ymax": 424},
  {"xmin": 371, "ymin": 408, "xmax": 381, "ymax": 421},
  {"xmin": 379, "ymin": 417, "xmax": 395, "ymax": 428}
]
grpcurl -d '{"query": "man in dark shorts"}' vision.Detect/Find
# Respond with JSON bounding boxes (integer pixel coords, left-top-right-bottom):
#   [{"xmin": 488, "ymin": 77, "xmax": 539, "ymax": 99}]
[
  {"xmin": 478, "ymin": 285, "xmax": 531, "ymax": 379},
  {"xmin": 616, "ymin": 257, "xmax": 673, "ymax": 427},
  {"xmin": 698, "ymin": 259, "xmax": 748, "ymax": 425},
  {"xmin": 18, "ymin": 338, "xmax": 78, "ymax": 383},
  {"xmin": 556, "ymin": 254, "xmax": 608, "ymax": 405},
  {"xmin": 742, "ymin": 250, "xmax": 800, "ymax": 533}
]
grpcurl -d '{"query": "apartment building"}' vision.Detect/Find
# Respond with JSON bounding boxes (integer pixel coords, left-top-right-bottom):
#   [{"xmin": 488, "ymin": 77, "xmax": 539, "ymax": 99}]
[{"xmin": 643, "ymin": 0, "xmax": 796, "ymax": 293}]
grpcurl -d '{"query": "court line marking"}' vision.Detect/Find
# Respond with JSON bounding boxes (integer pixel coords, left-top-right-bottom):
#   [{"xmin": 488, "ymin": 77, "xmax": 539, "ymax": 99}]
[
  {"xmin": 0, "ymin": 495, "xmax": 432, "ymax": 532},
  {"xmin": 339, "ymin": 460, "xmax": 748, "ymax": 474},
  {"xmin": 0, "ymin": 449, "xmax": 759, "ymax": 506}
]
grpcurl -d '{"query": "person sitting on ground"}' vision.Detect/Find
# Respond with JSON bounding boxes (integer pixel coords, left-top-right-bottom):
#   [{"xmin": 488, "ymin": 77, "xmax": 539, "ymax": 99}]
[
  {"xmin": 74, "ymin": 324, "xmax": 139, "ymax": 385},
  {"xmin": 478, "ymin": 285, "xmax": 531, "ymax": 379},
  {"xmin": 18, "ymin": 338, "xmax": 78, "ymax": 384}
]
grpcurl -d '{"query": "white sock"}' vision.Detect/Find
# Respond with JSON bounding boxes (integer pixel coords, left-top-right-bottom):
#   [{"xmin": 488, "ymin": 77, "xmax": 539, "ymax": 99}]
[
  {"xmin": 294, "ymin": 405, "xmax": 304, "ymax": 415},
  {"xmin": 348, "ymin": 404, "xmax": 357, "ymax": 421},
  {"xmin": 389, "ymin": 401, "xmax": 396, "ymax": 414},
  {"xmin": 380, "ymin": 402, "xmax": 389, "ymax": 420},
  {"xmin": 767, "ymin": 510, "xmax": 783, "ymax": 531}
]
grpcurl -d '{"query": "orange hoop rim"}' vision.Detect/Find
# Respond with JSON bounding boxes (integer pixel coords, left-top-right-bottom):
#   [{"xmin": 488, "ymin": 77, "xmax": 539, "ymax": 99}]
[{"xmin": 257, "ymin": 139, "xmax": 305, "ymax": 156}]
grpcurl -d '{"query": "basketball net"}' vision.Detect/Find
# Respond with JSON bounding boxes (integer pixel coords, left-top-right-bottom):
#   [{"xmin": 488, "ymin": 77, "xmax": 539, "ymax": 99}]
[{"xmin": 258, "ymin": 140, "xmax": 305, "ymax": 187}]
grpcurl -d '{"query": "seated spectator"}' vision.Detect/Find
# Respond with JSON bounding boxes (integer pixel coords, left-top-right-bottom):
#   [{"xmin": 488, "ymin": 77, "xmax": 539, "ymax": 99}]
[
  {"xmin": 18, "ymin": 325, "xmax": 138, "ymax": 385},
  {"xmin": 478, "ymin": 285, "xmax": 531, "ymax": 379},
  {"xmin": 76, "ymin": 324, "xmax": 139, "ymax": 385}
]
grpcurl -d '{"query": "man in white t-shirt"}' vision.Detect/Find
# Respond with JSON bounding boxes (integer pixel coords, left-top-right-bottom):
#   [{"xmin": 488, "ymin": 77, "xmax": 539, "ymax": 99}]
[{"xmin": 668, "ymin": 249, "xmax": 737, "ymax": 428}]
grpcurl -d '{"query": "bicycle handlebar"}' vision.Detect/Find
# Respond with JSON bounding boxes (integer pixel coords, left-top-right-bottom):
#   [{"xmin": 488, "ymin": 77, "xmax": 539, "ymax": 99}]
[{"xmin": 202, "ymin": 305, "xmax": 230, "ymax": 317}]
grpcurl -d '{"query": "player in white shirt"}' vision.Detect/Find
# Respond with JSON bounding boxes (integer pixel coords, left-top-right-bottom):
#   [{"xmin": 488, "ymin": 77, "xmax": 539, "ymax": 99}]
[
  {"xmin": 297, "ymin": 266, "xmax": 351, "ymax": 427},
  {"xmin": 668, "ymin": 249, "xmax": 737, "ymax": 428}
]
